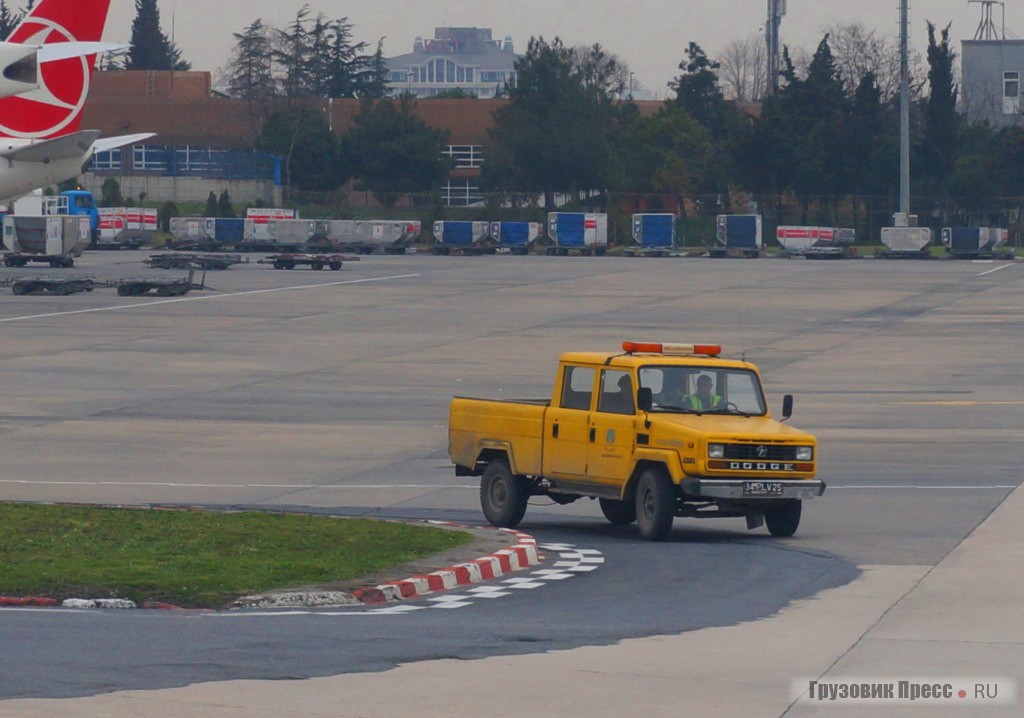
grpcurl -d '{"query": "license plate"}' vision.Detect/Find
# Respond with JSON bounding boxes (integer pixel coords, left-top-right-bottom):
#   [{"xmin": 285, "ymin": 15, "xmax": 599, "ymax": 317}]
[{"xmin": 743, "ymin": 481, "xmax": 784, "ymax": 497}]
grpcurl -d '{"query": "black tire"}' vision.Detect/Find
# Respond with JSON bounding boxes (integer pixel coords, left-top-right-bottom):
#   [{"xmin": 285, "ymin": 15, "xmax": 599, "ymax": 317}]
[
  {"xmin": 765, "ymin": 500, "xmax": 802, "ymax": 537},
  {"xmin": 52, "ymin": 284, "xmax": 71, "ymax": 296},
  {"xmin": 310, "ymin": 262, "xmax": 324, "ymax": 270},
  {"xmin": 117, "ymin": 285, "xmax": 132, "ymax": 296},
  {"xmin": 11, "ymin": 283, "xmax": 27, "ymax": 295},
  {"xmin": 329, "ymin": 262, "xmax": 342, "ymax": 271},
  {"xmin": 284, "ymin": 261, "xmax": 296, "ymax": 270},
  {"xmin": 599, "ymin": 498, "xmax": 636, "ymax": 525},
  {"xmin": 635, "ymin": 468, "xmax": 675, "ymax": 541},
  {"xmin": 3, "ymin": 257, "xmax": 14, "ymax": 267},
  {"xmin": 480, "ymin": 459, "xmax": 528, "ymax": 528},
  {"xmin": 273, "ymin": 260, "xmax": 285, "ymax": 270}
]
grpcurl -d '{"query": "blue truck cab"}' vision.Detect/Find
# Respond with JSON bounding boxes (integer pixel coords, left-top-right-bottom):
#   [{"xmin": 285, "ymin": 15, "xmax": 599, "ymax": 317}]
[{"xmin": 58, "ymin": 190, "xmax": 100, "ymax": 241}]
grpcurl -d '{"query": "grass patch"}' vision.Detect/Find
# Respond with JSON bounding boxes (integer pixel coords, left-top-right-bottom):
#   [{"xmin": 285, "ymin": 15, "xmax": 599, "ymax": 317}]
[{"xmin": 0, "ymin": 504, "xmax": 472, "ymax": 608}]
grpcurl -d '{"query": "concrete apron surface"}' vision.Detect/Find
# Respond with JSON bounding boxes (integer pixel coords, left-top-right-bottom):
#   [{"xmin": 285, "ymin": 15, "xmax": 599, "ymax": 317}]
[{"xmin": 3, "ymin": 483, "xmax": 1022, "ymax": 717}]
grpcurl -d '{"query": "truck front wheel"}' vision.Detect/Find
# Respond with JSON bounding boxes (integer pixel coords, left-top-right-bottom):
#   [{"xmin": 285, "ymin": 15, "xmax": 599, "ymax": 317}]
[
  {"xmin": 765, "ymin": 500, "xmax": 801, "ymax": 537},
  {"xmin": 636, "ymin": 468, "xmax": 675, "ymax": 541},
  {"xmin": 480, "ymin": 459, "xmax": 528, "ymax": 529},
  {"xmin": 599, "ymin": 498, "xmax": 636, "ymax": 525}
]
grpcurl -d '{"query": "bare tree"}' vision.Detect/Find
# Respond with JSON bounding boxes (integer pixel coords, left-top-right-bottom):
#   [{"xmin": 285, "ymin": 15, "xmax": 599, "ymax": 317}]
[
  {"xmin": 717, "ymin": 34, "xmax": 766, "ymax": 101},
  {"xmin": 822, "ymin": 22, "xmax": 922, "ymax": 101}
]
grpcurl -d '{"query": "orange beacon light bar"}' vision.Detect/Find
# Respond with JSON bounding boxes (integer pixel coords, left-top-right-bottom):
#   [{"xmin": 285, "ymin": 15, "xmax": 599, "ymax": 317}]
[{"xmin": 622, "ymin": 342, "xmax": 722, "ymax": 357}]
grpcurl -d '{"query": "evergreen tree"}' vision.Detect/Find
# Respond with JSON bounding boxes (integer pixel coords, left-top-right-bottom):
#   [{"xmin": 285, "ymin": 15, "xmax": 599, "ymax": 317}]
[
  {"xmin": 218, "ymin": 190, "xmax": 235, "ymax": 218},
  {"xmin": 483, "ymin": 37, "xmax": 619, "ymax": 208},
  {"xmin": 343, "ymin": 97, "xmax": 452, "ymax": 204},
  {"xmin": 226, "ymin": 19, "xmax": 275, "ymax": 101},
  {"xmin": 273, "ymin": 5, "xmax": 313, "ymax": 98},
  {"xmin": 0, "ymin": 1, "xmax": 22, "ymax": 41},
  {"xmin": 127, "ymin": 0, "xmax": 190, "ymax": 71},
  {"xmin": 919, "ymin": 22, "xmax": 959, "ymax": 194},
  {"xmin": 204, "ymin": 191, "xmax": 219, "ymax": 218},
  {"xmin": 259, "ymin": 109, "xmax": 349, "ymax": 191}
]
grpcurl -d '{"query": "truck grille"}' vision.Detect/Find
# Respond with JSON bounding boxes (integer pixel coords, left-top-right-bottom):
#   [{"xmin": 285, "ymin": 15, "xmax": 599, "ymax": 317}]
[{"xmin": 724, "ymin": 444, "xmax": 797, "ymax": 461}]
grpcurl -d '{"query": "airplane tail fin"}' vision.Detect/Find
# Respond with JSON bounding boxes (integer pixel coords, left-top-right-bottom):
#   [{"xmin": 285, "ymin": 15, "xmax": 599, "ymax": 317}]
[{"xmin": 0, "ymin": 0, "xmax": 114, "ymax": 140}]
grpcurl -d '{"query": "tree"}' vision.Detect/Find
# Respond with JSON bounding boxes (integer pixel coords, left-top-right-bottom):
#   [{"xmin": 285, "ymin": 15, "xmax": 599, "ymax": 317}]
[
  {"xmin": 273, "ymin": 5, "xmax": 313, "ymax": 98},
  {"xmin": 671, "ymin": 43, "xmax": 730, "ymax": 138},
  {"xmin": 226, "ymin": 19, "xmax": 275, "ymax": 101},
  {"xmin": 617, "ymin": 104, "xmax": 712, "ymax": 199},
  {"xmin": 483, "ymin": 37, "xmax": 620, "ymax": 208},
  {"xmin": 0, "ymin": 1, "xmax": 22, "ymax": 40},
  {"xmin": 344, "ymin": 97, "xmax": 452, "ymax": 203},
  {"xmin": 204, "ymin": 191, "xmax": 219, "ymax": 218},
  {"xmin": 259, "ymin": 109, "xmax": 348, "ymax": 191},
  {"xmin": 100, "ymin": 176, "xmax": 123, "ymax": 206},
  {"xmin": 918, "ymin": 22, "xmax": 959, "ymax": 194},
  {"xmin": 218, "ymin": 190, "xmax": 235, "ymax": 218},
  {"xmin": 127, "ymin": 0, "xmax": 190, "ymax": 71},
  {"xmin": 718, "ymin": 35, "xmax": 766, "ymax": 102}
]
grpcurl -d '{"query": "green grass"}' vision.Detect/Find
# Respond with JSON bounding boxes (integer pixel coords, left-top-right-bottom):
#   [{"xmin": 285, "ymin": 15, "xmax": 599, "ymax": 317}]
[{"xmin": 0, "ymin": 504, "xmax": 472, "ymax": 608}]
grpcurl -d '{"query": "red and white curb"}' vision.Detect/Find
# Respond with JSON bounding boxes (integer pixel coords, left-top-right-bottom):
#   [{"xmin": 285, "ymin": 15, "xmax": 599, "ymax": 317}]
[
  {"xmin": 0, "ymin": 525, "xmax": 543, "ymax": 611},
  {"xmin": 349, "ymin": 527, "xmax": 541, "ymax": 604}
]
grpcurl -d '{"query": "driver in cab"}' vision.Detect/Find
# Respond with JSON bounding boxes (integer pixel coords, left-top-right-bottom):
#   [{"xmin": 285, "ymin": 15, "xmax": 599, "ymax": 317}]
[{"xmin": 687, "ymin": 374, "xmax": 721, "ymax": 411}]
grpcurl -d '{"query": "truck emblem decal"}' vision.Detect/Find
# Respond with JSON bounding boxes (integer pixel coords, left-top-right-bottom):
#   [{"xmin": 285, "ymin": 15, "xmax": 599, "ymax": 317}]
[
  {"xmin": 756, "ymin": 445, "xmax": 768, "ymax": 458},
  {"xmin": 606, "ymin": 429, "xmax": 616, "ymax": 443}
]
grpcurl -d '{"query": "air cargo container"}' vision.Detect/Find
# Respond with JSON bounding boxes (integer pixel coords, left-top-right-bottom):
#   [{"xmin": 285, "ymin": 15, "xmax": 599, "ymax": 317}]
[
  {"xmin": 266, "ymin": 219, "xmax": 319, "ymax": 251},
  {"xmin": 880, "ymin": 227, "xmax": 933, "ymax": 256},
  {"xmin": 320, "ymin": 220, "xmax": 421, "ymax": 254},
  {"xmin": 2, "ymin": 215, "xmax": 90, "ymax": 267},
  {"xmin": 629, "ymin": 213, "xmax": 676, "ymax": 256},
  {"xmin": 776, "ymin": 226, "xmax": 856, "ymax": 258},
  {"xmin": 489, "ymin": 221, "xmax": 542, "ymax": 255},
  {"xmin": 97, "ymin": 207, "xmax": 158, "ymax": 250},
  {"xmin": 432, "ymin": 221, "xmax": 490, "ymax": 255},
  {"xmin": 713, "ymin": 215, "xmax": 762, "ymax": 258},
  {"xmin": 546, "ymin": 213, "xmax": 608, "ymax": 256},
  {"xmin": 940, "ymin": 227, "xmax": 1009, "ymax": 259}
]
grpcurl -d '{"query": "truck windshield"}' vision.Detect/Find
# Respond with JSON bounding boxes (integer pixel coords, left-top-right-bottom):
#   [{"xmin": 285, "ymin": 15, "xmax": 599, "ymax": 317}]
[{"xmin": 638, "ymin": 366, "xmax": 767, "ymax": 416}]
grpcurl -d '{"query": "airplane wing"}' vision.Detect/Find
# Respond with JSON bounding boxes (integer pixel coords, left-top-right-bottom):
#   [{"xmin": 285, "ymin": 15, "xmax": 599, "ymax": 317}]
[
  {"xmin": 36, "ymin": 42, "xmax": 126, "ymax": 63},
  {"xmin": 0, "ymin": 130, "xmax": 101, "ymax": 163},
  {"xmin": 93, "ymin": 132, "xmax": 156, "ymax": 153}
]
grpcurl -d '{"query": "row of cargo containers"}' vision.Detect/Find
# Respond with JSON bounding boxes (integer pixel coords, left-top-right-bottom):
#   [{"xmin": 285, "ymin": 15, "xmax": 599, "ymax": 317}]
[
  {"xmin": 168, "ymin": 218, "xmax": 423, "ymax": 253},
  {"xmin": 435, "ymin": 214, "xmax": 675, "ymax": 253},
  {"xmin": 2, "ymin": 215, "xmax": 91, "ymax": 257},
  {"xmin": 96, "ymin": 207, "xmax": 159, "ymax": 249}
]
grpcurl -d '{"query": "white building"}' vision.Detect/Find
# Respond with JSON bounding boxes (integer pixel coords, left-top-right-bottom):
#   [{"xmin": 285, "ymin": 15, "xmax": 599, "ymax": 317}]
[{"xmin": 386, "ymin": 27, "xmax": 518, "ymax": 99}]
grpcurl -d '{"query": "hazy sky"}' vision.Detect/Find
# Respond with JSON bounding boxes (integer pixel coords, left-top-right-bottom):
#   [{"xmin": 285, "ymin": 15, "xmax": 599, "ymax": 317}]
[{"xmin": 104, "ymin": 1, "xmax": 1009, "ymax": 95}]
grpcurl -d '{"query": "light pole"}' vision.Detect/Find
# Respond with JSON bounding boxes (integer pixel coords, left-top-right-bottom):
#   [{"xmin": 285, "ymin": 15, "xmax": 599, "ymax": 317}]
[{"xmin": 898, "ymin": 0, "xmax": 910, "ymax": 224}]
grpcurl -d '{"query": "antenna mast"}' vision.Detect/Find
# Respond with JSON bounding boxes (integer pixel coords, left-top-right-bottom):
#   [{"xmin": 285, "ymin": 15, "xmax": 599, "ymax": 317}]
[
  {"xmin": 969, "ymin": 1, "xmax": 1005, "ymax": 40},
  {"xmin": 765, "ymin": 0, "xmax": 786, "ymax": 96}
]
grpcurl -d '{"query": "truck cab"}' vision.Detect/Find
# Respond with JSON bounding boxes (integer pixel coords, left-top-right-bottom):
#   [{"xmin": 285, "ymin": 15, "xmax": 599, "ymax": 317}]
[{"xmin": 449, "ymin": 341, "xmax": 825, "ymax": 540}]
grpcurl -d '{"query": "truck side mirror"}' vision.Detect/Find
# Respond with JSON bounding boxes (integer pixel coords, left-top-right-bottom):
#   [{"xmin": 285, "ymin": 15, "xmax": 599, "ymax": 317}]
[
  {"xmin": 781, "ymin": 394, "xmax": 793, "ymax": 421},
  {"xmin": 637, "ymin": 387, "xmax": 653, "ymax": 413}
]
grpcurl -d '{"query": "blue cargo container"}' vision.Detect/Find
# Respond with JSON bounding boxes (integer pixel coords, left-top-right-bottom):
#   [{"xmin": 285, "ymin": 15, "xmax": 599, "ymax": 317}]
[
  {"xmin": 631, "ymin": 214, "xmax": 676, "ymax": 251},
  {"xmin": 489, "ymin": 221, "xmax": 542, "ymax": 255},
  {"xmin": 432, "ymin": 221, "xmax": 490, "ymax": 255},
  {"xmin": 546, "ymin": 213, "xmax": 608, "ymax": 255},
  {"xmin": 214, "ymin": 218, "xmax": 245, "ymax": 245},
  {"xmin": 940, "ymin": 227, "xmax": 1008, "ymax": 258},
  {"xmin": 713, "ymin": 215, "xmax": 762, "ymax": 257}
]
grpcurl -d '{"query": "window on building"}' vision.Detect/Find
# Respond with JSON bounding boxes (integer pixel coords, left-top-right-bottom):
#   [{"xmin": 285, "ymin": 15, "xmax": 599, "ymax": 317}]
[
  {"xmin": 389, "ymin": 71, "xmax": 407, "ymax": 83},
  {"xmin": 442, "ymin": 180, "xmax": 484, "ymax": 207},
  {"xmin": 443, "ymin": 145, "xmax": 484, "ymax": 168},
  {"xmin": 1004, "ymin": 71, "xmax": 1020, "ymax": 115},
  {"xmin": 91, "ymin": 149, "xmax": 122, "ymax": 171},
  {"xmin": 465, "ymin": 67, "xmax": 474, "ymax": 83},
  {"xmin": 133, "ymin": 145, "xmax": 169, "ymax": 172}
]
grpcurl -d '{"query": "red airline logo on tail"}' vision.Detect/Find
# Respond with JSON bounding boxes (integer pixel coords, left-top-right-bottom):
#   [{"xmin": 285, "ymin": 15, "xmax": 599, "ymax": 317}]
[{"xmin": 0, "ymin": 0, "xmax": 112, "ymax": 140}]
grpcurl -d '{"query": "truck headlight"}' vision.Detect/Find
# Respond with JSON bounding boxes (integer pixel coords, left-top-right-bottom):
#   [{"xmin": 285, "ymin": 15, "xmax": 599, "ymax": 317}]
[
  {"xmin": 708, "ymin": 444, "xmax": 725, "ymax": 459},
  {"xmin": 796, "ymin": 446, "xmax": 813, "ymax": 461}
]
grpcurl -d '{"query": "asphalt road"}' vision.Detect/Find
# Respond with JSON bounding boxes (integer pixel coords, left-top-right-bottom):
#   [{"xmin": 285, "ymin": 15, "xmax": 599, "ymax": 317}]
[{"xmin": 0, "ymin": 251, "xmax": 1019, "ymax": 698}]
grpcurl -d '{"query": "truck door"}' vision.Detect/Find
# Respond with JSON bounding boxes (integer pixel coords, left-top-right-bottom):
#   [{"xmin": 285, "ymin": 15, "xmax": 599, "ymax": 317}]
[
  {"xmin": 542, "ymin": 364, "xmax": 595, "ymax": 478},
  {"xmin": 588, "ymin": 369, "xmax": 637, "ymax": 486}
]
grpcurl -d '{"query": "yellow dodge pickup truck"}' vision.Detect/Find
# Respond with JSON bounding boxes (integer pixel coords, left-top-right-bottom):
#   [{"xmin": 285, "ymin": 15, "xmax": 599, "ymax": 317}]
[{"xmin": 449, "ymin": 341, "xmax": 825, "ymax": 541}]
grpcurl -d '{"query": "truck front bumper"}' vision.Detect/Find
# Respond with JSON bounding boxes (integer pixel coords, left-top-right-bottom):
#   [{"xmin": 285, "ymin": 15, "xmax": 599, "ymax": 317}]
[{"xmin": 680, "ymin": 478, "xmax": 826, "ymax": 501}]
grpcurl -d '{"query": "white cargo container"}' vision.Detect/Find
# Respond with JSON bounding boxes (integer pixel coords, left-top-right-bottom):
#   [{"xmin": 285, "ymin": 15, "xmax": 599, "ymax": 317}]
[
  {"xmin": 880, "ymin": 226, "xmax": 933, "ymax": 254},
  {"xmin": 319, "ymin": 220, "xmax": 421, "ymax": 254},
  {"xmin": 3, "ymin": 215, "xmax": 90, "ymax": 267}
]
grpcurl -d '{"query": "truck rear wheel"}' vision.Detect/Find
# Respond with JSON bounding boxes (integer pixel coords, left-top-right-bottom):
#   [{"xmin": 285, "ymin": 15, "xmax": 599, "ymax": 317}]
[
  {"xmin": 635, "ymin": 468, "xmax": 674, "ymax": 541},
  {"xmin": 480, "ymin": 459, "xmax": 528, "ymax": 529},
  {"xmin": 599, "ymin": 498, "xmax": 636, "ymax": 525},
  {"xmin": 765, "ymin": 500, "xmax": 802, "ymax": 537}
]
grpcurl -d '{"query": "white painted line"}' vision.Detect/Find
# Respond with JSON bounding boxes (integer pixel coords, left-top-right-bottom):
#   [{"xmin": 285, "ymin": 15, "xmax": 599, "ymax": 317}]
[
  {"xmin": 0, "ymin": 479, "xmax": 475, "ymax": 489},
  {"xmin": 829, "ymin": 485, "xmax": 1016, "ymax": 490},
  {"xmin": 977, "ymin": 264, "xmax": 1015, "ymax": 277},
  {"xmin": 0, "ymin": 273, "xmax": 422, "ymax": 323}
]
